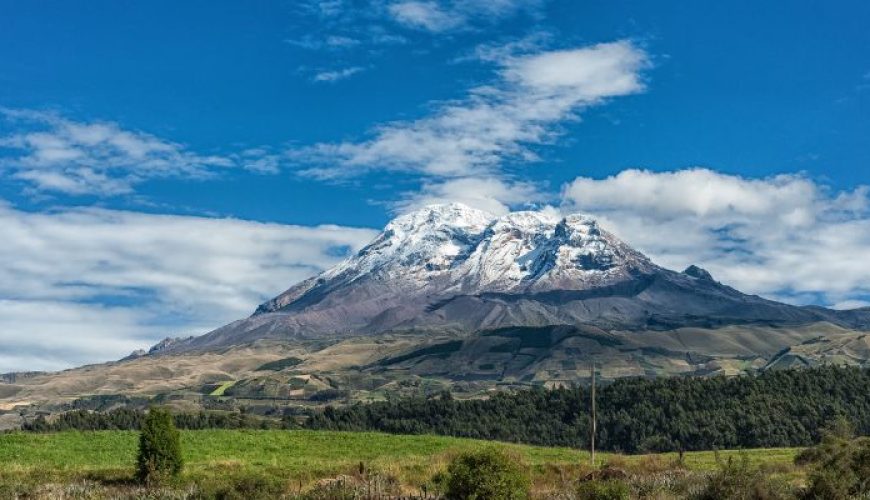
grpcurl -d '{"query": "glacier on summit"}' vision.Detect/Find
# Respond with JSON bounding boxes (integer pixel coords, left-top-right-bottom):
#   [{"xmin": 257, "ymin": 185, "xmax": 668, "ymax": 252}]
[{"xmin": 257, "ymin": 203, "xmax": 654, "ymax": 314}]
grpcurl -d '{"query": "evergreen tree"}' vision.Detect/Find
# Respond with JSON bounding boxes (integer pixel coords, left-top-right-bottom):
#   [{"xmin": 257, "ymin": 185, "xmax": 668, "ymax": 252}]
[{"xmin": 136, "ymin": 406, "xmax": 183, "ymax": 484}]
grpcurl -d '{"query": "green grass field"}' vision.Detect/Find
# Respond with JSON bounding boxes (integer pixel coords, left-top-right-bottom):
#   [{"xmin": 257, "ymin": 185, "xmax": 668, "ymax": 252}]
[{"xmin": 0, "ymin": 430, "xmax": 802, "ymax": 497}]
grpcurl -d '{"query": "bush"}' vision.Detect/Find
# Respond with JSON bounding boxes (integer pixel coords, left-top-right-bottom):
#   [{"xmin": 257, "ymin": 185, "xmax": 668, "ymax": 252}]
[
  {"xmin": 136, "ymin": 406, "xmax": 183, "ymax": 485},
  {"xmin": 576, "ymin": 479, "xmax": 630, "ymax": 500},
  {"xmin": 803, "ymin": 467, "xmax": 855, "ymax": 500},
  {"xmin": 444, "ymin": 448, "xmax": 530, "ymax": 500},
  {"xmin": 212, "ymin": 475, "xmax": 286, "ymax": 500},
  {"xmin": 694, "ymin": 454, "xmax": 793, "ymax": 500},
  {"xmin": 799, "ymin": 428, "xmax": 870, "ymax": 498}
]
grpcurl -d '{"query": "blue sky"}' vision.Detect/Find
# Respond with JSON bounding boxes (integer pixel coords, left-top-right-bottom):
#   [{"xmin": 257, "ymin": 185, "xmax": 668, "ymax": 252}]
[{"xmin": 1, "ymin": 0, "xmax": 869, "ymax": 371}]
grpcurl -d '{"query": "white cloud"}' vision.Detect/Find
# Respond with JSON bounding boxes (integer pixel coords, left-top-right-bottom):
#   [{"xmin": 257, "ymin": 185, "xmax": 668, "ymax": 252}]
[
  {"xmin": 285, "ymin": 34, "xmax": 364, "ymax": 50},
  {"xmin": 294, "ymin": 40, "xmax": 649, "ymax": 179},
  {"xmin": 325, "ymin": 35, "xmax": 361, "ymax": 47},
  {"xmin": 462, "ymin": 32, "xmax": 552, "ymax": 64},
  {"xmin": 0, "ymin": 300, "xmax": 160, "ymax": 372},
  {"xmin": 313, "ymin": 66, "xmax": 367, "ymax": 82},
  {"xmin": 388, "ymin": 1, "xmax": 464, "ymax": 32},
  {"xmin": 396, "ymin": 177, "xmax": 546, "ymax": 215},
  {"xmin": 388, "ymin": 0, "xmax": 542, "ymax": 32},
  {"xmin": 0, "ymin": 202, "xmax": 377, "ymax": 372},
  {"xmin": 298, "ymin": 0, "xmax": 541, "ymax": 37},
  {"xmin": 0, "ymin": 109, "xmax": 238, "ymax": 196},
  {"xmin": 563, "ymin": 168, "xmax": 829, "ymax": 220},
  {"xmin": 505, "ymin": 43, "xmax": 649, "ymax": 98},
  {"xmin": 13, "ymin": 168, "xmax": 133, "ymax": 196},
  {"xmin": 562, "ymin": 168, "xmax": 870, "ymax": 307},
  {"xmin": 832, "ymin": 299, "xmax": 870, "ymax": 311},
  {"xmin": 235, "ymin": 147, "xmax": 282, "ymax": 174}
]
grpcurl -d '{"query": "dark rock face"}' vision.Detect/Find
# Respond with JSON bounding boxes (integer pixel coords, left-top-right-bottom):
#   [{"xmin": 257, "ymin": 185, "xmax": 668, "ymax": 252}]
[
  {"xmin": 119, "ymin": 349, "xmax": 148, "ymax": 362},
  {"xmin": 131, "ymin": 336, "xmax": 196, "ymax": 356},
  {"xmin": 683, "ymin": 265, "xmax": 714, "ymax": 281}
]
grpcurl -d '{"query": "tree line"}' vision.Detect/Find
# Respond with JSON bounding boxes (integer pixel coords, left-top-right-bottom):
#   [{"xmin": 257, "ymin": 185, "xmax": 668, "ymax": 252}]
[
  {"xmin": 22, "ymin": 407, "xmax": 277, "ymax": 432},
  {"xmin": 306, "ymin": 365, "xmax": 870, "ymax": 452}
]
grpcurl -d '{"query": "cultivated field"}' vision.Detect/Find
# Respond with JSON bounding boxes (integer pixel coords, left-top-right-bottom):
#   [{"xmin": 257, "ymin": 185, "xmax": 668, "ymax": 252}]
[{"xmin": 0, "ymin": 429, "xmax": 802, "ymax": 498}]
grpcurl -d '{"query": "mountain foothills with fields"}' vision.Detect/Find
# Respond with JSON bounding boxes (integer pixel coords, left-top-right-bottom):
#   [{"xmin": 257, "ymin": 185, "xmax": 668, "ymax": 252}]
[{"xmin": 2, "ymin": 203, "xmax": 870, "ymax": 425}]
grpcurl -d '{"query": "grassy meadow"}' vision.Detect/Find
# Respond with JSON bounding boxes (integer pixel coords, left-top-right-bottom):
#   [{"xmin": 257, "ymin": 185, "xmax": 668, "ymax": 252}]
[{"xmin": 0, "ymin": 429, "xmax": 803, "ymax": 498}]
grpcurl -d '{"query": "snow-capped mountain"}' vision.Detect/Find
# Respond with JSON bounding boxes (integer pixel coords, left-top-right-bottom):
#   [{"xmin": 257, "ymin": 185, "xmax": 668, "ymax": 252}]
[
  {"xmin": 257, "ymin": 203, "xmax": 655, "ymax": 314},
  {"xmin": 179, "ymin": 203, "xmax": 870, "ymax": 351}
]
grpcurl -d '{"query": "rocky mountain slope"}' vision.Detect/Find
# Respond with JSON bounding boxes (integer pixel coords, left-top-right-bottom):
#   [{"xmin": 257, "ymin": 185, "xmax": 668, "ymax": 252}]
[{"xmin": 175, "ymin": 203, "xmax": 869, "ymax": 351}]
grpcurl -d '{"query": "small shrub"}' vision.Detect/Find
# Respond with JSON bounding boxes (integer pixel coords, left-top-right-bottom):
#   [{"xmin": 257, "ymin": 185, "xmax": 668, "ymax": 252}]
[
  {"xmin": 424, "ymin": 469, "xmax": 450, "ymax": 496},
  {"xmin": 576, "ymin": 479, "xmax": 630, "ymax": 500},
  {"xmin": 798, "ymin": 417, "xmax": 870, "ymax": 498},
  {"xmin": 694, "ymin": 454, "xmax": 794, "ymax": 500},
  {"xmin": 801, "ymin": 439, "xmax": 870, "ymax": 498},
  {"xmin": 444, "ymin": 448, "xmax": 530, "ymax": 500},
  {"xmin": 136, "ymin": 406, "xmax": 183, "ymax": 485},
  {"xmin": 213, "ymin": 475, "xmax": 286, "ymax": 500},
  {"xmin": 803, "ymin": 467, "xmax": 854, "ymax": 500}
]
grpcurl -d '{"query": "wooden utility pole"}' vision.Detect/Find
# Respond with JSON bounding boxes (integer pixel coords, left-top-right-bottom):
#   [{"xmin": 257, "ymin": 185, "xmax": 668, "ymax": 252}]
[{"xmin": 590, "ymin": 363, "xmax": 596, "ymax": 467}]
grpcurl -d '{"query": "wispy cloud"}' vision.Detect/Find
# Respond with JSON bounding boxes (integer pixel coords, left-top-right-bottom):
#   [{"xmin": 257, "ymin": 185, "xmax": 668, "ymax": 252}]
[
  {"xmin": 289, "ymin": 0, "xmax": 541, "ymax": 55},
  {"xmin": 313, "ymin": 65, "xmax": 367, "ymax": 82},
  {"xmin": 285, "ymin": 34, "xmax": 365, "ymax": 50},
  {"xmin": 0, "ymin": 109, "xmax": 281, "ymax": 196},
  {"xmin": 326, "ymin": 35, "xmax": 361, "ymax": 47},
  {"xmin": 387, "ymin": 0, "xmax": 543, "ymax": 33},
  {"xmin": 459, "ymin": 32, "xmax": 553, "ymax": 63},
  {"xmin": 396, "ymin": 177, "xmax": 546, "ymax": 215},
  {"xmin": 388, "ymin": 1, "xmax": 464, "ymax": 32},
  {"xmin": 294, "ymin": 40, "xmax": 649, "ymax": 179},
  {"xmin": 0, "ymin": 201, "xmax": 377, "ymax": 372},
  {"xmin": 562, "ymin": 168, "xmax": 870, "ymax": 307},
  {"xmin": 0, "ymin": 109, "xmax": 237, "ymax": 196}
]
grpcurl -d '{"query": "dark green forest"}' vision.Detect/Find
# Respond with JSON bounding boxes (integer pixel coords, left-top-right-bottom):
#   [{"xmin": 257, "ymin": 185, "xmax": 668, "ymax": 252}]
[
  {"xmin": 307, "ymin": 366, "xmax": 870, "ymax": 452},
  {"xmin": 22, "ymin": 407, "xmax": 276, "ymax": 432},
  {"xmin": 19, "ymin": 366, "xmax": 870, "ymax": 453}
]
